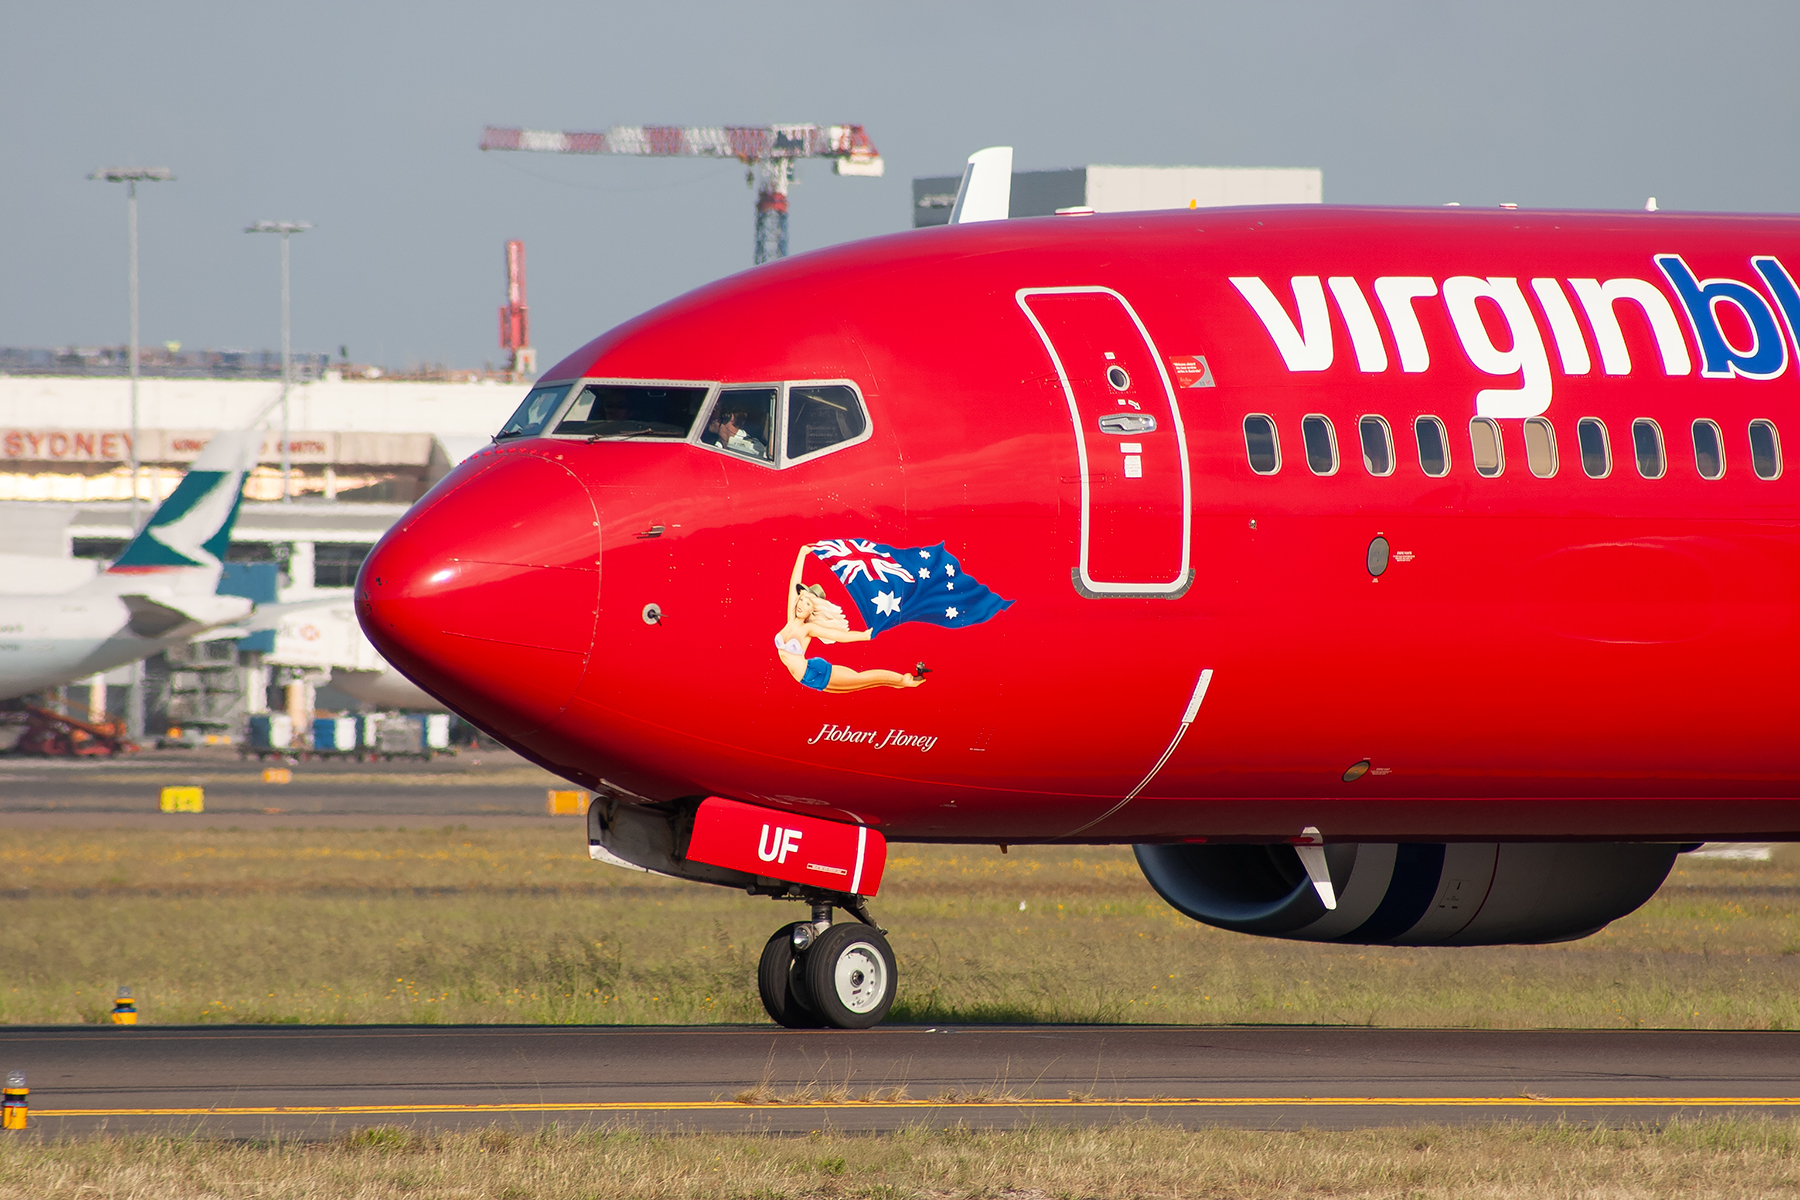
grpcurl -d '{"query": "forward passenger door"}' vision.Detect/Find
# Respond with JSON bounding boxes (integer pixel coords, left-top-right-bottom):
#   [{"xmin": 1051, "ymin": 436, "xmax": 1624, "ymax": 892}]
[{"xmin": 1018, "ymin": 287, "xmax": 1193, "ymax": 597}]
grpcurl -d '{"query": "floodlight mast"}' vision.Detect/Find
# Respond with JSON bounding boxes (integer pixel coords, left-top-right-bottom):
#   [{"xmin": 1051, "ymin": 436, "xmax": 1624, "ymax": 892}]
[
  {"xmin": 245, "ymin": 221, "xmax": 312, "ymax": 502},
  {"xmin": 88, "ymin": 167, "xmax": 173, "ymax": 533},
  {"xmin": 479, "ymin": 124, "xmax": 884, "ymax": 265},
  {"xmin": 90, "ymin": 168, "xmax": 174, "ymax": 746}
]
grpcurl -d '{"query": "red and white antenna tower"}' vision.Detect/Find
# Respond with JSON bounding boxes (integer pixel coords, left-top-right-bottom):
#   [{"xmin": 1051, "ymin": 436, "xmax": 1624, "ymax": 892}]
[
  {"xmin": 498, "ymin": 239, "xmax": 533, "ymax": 380},
  {"xmin": 480, "ymin": 124, "xmax": 883, "ymax": 266}
]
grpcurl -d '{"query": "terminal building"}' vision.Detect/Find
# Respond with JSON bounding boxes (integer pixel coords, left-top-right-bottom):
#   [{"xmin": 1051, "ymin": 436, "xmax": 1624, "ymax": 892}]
[{"xmin": 0, "ymin": 373, "xmax": 524, "ymax": 744}]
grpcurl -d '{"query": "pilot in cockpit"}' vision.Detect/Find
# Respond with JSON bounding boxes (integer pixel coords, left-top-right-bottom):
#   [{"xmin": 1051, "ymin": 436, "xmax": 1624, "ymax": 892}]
[{"xmin": 703, "ymin": 408, "xmax": 769, "ymax": 460}]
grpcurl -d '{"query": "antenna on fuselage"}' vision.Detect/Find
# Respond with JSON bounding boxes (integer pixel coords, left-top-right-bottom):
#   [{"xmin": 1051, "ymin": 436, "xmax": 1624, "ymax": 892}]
[{"xmin": 948, "ymin": 146, "xmax": 1013, "ymax": 225}]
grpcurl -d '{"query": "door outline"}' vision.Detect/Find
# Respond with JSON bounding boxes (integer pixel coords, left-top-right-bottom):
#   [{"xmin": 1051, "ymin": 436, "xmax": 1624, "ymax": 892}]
[{"xmin": 1016, "ymin": 286, "xmax": 1194, "ymax": 598}]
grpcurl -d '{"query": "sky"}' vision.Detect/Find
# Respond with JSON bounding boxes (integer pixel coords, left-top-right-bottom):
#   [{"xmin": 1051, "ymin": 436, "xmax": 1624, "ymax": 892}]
[{"xmin": 4, "ymin": 1, "xmax": 1797, "ymax": 370}]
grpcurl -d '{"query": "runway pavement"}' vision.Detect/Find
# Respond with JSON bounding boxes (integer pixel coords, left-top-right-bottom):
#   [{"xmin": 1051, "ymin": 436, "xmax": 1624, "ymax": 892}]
[
  {"xmin": 0, "ymin": 746, "xmax": 562, "ymax": 821},
  {"xmin": 5, "ymin": 1025, "xmax": 1798, "ymax": 1137}
]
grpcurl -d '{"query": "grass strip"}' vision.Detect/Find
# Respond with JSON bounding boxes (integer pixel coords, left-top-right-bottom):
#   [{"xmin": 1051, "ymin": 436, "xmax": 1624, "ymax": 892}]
[
  {"xmin": 4, "ymin": 1119, "xmax": 1800, "ymax": 1199},
  {"xmin": 1, "ymin": 828, "xmax": 1796, "ymax": 1028}
]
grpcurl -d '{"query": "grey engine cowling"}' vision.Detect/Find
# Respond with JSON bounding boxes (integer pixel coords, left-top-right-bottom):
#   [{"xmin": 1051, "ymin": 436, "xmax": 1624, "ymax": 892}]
[{"xmin": 1133, "ymin": 842, "xmax": 1681, "ymax": 945}]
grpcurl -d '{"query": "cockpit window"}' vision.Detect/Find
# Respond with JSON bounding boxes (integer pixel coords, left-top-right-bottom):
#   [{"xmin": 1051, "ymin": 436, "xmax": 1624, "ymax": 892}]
[
  {"xmin": 786, "ymin": 384, "xmax": 868, "ymax": 461},
  {"xmin": 699, "ymin": 387, "xmax": 777, "ymax": 462},
  {"xmin": 552, "ymin": 383, "xmax": 710, "ymax": 439},
  {"xmin": 522, "ymin": 376, "xmax": 871, "ymax": 466},
  {"xmin": 495, "ymin": 384, "xmax": 571, "ymax": 439}
]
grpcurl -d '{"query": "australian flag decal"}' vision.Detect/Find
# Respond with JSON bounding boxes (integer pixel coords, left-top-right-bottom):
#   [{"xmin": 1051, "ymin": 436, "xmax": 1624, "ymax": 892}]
[{"xmin": 810, "ymin": 539, "xmax": 1013, "ymax": 636}]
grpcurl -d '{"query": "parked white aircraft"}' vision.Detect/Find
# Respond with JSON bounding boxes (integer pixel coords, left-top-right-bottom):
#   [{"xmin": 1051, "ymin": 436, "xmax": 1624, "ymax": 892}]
[
  {"xmin": 0, "ymin": 431, "xmax": 259, "ymax": 699},
  {"xmin": 260, "ymin": 599, "xmax": 447, "ymax": 711}
]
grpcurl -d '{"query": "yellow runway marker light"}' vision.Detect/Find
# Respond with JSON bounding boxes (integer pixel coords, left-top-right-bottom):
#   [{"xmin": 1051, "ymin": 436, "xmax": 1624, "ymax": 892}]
[
  {"xmin": 547, "ymin": 789, "xmax": 589, "ymax": 816},
  {"xmin": 2, "ymin": 1071, "xmax": 24, "ymax": 1130},
  {"xmin": 262, "ymin": 767, "xmax": 293, "ymax": 784},
  {"xmin": 111, "ymin": 986, "xmax": 137, "ymax": 1025},
  {"xmin": 159, "ymin": 786, "xmax": 204, "ymax": 813}
]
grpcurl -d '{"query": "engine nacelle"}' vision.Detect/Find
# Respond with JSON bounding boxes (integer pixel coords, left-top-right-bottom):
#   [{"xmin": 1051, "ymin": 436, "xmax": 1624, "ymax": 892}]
[{"xmin": 1133, "ymin": 842, "xmax": 1680, "ymax": 945}]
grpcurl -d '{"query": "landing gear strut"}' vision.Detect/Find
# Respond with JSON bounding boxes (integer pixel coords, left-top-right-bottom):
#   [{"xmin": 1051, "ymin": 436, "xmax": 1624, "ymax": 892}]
[{"xmin": 757, "ymin": 895, "xmax": 896, "ymax": 1029}]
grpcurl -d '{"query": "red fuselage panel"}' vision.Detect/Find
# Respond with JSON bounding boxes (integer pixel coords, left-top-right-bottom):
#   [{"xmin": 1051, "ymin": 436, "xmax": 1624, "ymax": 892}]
[{"xmin": 360, "ymin": 206, "xmax": 1800, "ymax": 843}]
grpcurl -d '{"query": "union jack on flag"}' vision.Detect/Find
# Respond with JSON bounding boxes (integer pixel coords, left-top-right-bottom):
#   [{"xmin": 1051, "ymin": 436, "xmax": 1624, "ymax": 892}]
[
  {"xmin": 809, "ymin": 538, "xmax": 1013, "ymax": 636},
  {"xmin": 811, "ymin": 539, "xmax": 918, "ymax": 587}
]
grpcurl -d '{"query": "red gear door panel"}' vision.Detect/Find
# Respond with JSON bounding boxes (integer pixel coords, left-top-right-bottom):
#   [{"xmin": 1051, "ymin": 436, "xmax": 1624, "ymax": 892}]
[
  {"xmin": 1019, "ymin": 288, "xmax": 1193, "ymax": 597},
  {"xmin": 685, "ymin": 796, "xmax": 888, "ymax": 897}
]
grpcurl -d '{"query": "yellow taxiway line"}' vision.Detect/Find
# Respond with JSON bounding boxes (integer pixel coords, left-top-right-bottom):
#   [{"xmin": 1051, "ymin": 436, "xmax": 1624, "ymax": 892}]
[{"xmin": 34, "ymin": 1097, "xmax": 1800, "ymax": 1117}]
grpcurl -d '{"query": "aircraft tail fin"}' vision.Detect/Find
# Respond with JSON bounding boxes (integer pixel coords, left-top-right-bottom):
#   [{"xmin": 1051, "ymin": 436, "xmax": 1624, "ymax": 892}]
[
  {"xmin": 108, "ymin": 430, "xmax": 259, "ymax": 576},
  {"xmin": 948, "ymin": 146, "xmax": 1013, "ymax": 225}
]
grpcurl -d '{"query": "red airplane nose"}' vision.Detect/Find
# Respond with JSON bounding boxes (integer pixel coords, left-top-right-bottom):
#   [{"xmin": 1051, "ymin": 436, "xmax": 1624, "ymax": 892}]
[{"xmin": 358, "ymin": 449, "xmax": 600, "ymax": 738}]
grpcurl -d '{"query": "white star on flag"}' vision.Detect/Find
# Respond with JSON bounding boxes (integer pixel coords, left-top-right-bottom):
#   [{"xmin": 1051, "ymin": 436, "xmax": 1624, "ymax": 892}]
[
  {"xmin": 945, "ymin": 582, "xmax": 954, "ymax": 590},
  {"xmin": 946, "ymin": 565, "xmax": 957, "ymax": 576},
  {"xmin": 945, "ymin": 606, "xmax": 960, "ymax": 619},
  {"xmin": 919, "ymin": 550, "xmax": 930, "ymax": 559},
  {"xmin": 918, "ymin": 567, "xmax": 931, "ymax": 579},
  {"xmin": 873, "ymin": 591, "xmax": 901, "ymax": 615}
]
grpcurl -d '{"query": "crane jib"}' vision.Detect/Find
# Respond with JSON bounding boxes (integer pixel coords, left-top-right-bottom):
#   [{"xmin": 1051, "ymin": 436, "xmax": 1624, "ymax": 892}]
[
  {"xmin": 478, "ymin": 123, "xmax": 879, "ymax": 162},
  {"xmin": 477, "ymin": 123, "xmax": 883, "ymax": 265}
]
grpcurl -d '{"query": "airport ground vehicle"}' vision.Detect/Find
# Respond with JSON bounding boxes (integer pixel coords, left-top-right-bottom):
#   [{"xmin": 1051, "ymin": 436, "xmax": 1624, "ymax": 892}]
[{"xmin": 359, "ymin": 201, "xmax": 1800, "ymax": 1027}]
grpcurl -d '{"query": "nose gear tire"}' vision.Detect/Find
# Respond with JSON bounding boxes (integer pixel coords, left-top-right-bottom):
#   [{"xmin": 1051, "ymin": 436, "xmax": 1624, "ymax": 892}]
[
  {"xmin": 758, "ymin": 924, "xmax": 826, "ymax": 1028},
  {"xmin": 802, "ymin": 922, "xmax": 897, "ymax": 1029}
]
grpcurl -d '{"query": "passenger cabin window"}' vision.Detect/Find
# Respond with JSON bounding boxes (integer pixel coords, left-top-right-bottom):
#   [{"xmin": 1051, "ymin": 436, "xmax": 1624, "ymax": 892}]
[
  {"xmin": 1577, "ymin": 418, "xmax": 1611, "ymax": 478},
  {"xmin": 1414, "ymin": 417, "xmax": 1450, "ymax": 477},
  {"xmin": 1692, "ymin": 419, "xmax": 1725, "ymax": 480},
  {"xmin": 786, "ymin": 384, "xmax": 868, "ymax": 461},
  {"xmin": 1469, "ymin": 417, "xmax": 1503, "ymax": 477},
  {"xmin": 699, "ymin": 387, "xmax": 777, "ymax": 462},
  {"xmin": 1523, "ymin": 417, "xmax": 1558, "ymax": 478},
  {"xmin": 1750, "ymin": 419, "xmax": 1782, "ymax": 480},
  {"xmin": 1302, "ymin": 415, "xmax": 1338, "ymax": 475},
  {"xmin": 496, "ymin": 384, "xmax": 571, "ymax": 439},
  {"xmin": 1359, "ymin": 416, "xmax": 1394, "ymax": 476},
  {"xmin": 1242, "ymin": 415, "xmax": 1280, "ymax": 474},
  {"xmin": 1633, "ymin": 418, "xmax": 1666, "ymax": 478},
  {"xmin": 553, "ymin": 383, "xmax": 710, "ymax": 439}
]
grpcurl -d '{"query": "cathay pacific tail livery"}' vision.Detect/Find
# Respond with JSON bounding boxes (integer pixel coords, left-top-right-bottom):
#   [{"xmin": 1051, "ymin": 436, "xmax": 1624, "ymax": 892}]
[{"xmin": 0, "ymin": 431, "xmax": 259, "ymax": 699}]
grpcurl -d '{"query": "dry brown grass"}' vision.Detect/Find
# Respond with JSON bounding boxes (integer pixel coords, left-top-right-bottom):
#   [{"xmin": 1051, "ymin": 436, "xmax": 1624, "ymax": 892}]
[
  {"xmin": 2, "ymin": 1119, "xmax": 1799, "ymax": 1198},
  {"xmin": 0, "ymin": 825, "xmax": 1796, "ymax": 1028}
]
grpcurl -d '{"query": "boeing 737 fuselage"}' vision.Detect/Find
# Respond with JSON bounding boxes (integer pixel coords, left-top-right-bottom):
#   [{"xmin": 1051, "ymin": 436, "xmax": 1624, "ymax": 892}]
[{"xmin": 359, "ymin": 206, "xmax": 1800, "ymax": 1028}]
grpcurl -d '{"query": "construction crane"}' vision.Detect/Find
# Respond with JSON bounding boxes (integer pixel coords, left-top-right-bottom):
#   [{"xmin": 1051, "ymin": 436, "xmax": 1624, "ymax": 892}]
[
  {"xmin": 498, "ymin": 239, "xmax": 533, "ymax": 380},
  {"xmin": 480, "ymin": 124, "xmax": 883, "ymax": 266}
]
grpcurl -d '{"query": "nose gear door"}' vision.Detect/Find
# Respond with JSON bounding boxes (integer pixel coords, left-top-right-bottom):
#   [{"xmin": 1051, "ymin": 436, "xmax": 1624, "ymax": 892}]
[{"xmin": 1018, "ymin": 287, "xmax": 1193, "ymax": 597}]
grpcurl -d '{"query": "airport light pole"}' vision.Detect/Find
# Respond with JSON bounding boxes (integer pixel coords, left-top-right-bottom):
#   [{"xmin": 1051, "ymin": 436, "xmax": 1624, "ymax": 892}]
[
  {"xmin": 90, "ymin": 167, "xmax": 174, "ymax": 532},
  {"xmin": 245, "ymin": 221, "xmax": 312, "ymax": 502}
]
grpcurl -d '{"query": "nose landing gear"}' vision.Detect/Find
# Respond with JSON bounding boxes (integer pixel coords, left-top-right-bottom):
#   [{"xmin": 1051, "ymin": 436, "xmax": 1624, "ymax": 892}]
[{"xmin": 756, "ymin": 896, "xmax": 897, "ymax": 1029}]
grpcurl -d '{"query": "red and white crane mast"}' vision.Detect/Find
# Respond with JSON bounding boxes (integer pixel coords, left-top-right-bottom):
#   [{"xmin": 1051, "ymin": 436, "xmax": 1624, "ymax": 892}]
[
  {"xmin": 498, "ymin": 239, "xmax": 532, "ymax": 380},
  {"xmin": 480, "ymin": 123, "xmax": 883, "ymax": 265}
]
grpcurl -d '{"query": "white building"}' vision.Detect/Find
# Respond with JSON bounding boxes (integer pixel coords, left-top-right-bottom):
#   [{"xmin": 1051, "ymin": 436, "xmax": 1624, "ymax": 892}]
[
  {"xmin": 0, "ymin": 375, "xmax": 512, "ymax": 504},
  {"xmin": 0, "ymin": 375, "xmax": 525, "ymax": 740},
  {"xmin": 912, "ymin": 163, "xmax": 1322, "ymax": 227}
]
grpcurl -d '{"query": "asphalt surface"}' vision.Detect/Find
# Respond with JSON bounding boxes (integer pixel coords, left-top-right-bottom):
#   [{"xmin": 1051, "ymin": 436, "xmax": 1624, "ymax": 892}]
[
  {"xmin": 0, "ymin": 746, "xmax": 564, "ymax": 820},
  {"xmin": 5, "ymin": 1025, "xmax": 1798, "ymax": 1136}
]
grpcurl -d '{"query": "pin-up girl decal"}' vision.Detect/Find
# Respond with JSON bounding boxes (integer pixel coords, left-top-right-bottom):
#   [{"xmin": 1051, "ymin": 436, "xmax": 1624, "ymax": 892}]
[{"xmin": 775, "ymin": 545, "xmax": 926, "ymax": 692}]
